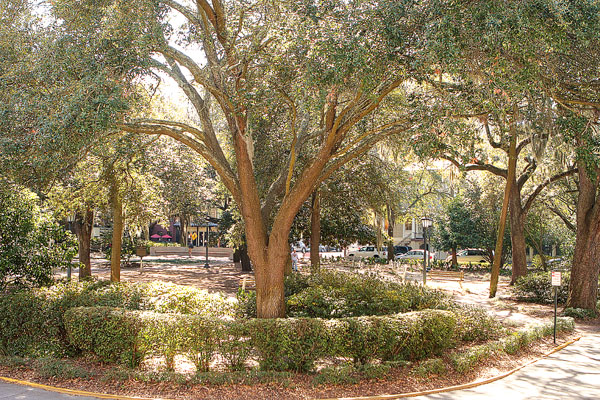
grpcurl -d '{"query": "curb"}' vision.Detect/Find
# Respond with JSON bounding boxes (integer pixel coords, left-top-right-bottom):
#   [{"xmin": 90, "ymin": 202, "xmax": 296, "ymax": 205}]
[
  {"xmin": 0, "ymin": 376, "xmax": 170, "ymax": 400},
  {"xmin": 313, "ymin": 336, "xmax": 582, "ymax": 400},
  {"xmin": 0, "ymin": 337, "xmax": 582, "ymax": 400}
]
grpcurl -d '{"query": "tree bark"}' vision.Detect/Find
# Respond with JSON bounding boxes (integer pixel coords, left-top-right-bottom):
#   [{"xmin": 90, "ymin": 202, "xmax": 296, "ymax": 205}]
[
  {"xmin": 240, "ymin": 245, "xmax": 252, "ymax": 272},
  {"xmin": 310, "ymin": 190, "xmax": 321, "ymax": 272},
  {"xmin": 509, "ymin": 183, "xmax": 528, "ymax": 285},
  {"xmin": 73, "ymin": 208, "xmax": 94, "ymax": 279},
  {"xmin": 451, "ymin": 247, "xmax": 457, "ymax": 267},
  {"xmin": 110, "ymin": 179, "xmax": 123, "ymax": 282},
  {"xmin": 567, "ymin": 163, "xmax": 600, "ymax": 309},
  {"xmin": 490, "ymin": 122, "xmax": 517, "ymax": 298},
  {"xmin": 387, "ymin": 205, "xmax": 395, "ymax": 262}
]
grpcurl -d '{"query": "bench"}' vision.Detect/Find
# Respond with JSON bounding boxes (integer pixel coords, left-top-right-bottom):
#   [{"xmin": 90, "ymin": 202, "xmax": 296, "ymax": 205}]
[
  {"xmin": 239, "ymin": 277, "xmax": 256, "ymax": 291},
  {"xmin": 427, "ymin": 270, "xmax": 464, "ymax": 287}
]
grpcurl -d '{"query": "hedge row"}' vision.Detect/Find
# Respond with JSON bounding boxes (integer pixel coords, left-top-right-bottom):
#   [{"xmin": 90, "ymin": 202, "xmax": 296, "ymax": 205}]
[
  {"xmin": 0, "ymin": 280, "xmax": 235, "ymax": 357},
  {"xmin": 65, "ymin": 307, "xmax": 491, "ymax": 372}
]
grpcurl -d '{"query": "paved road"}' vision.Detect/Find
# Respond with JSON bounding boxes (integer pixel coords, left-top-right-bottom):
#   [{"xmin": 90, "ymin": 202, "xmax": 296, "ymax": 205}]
[
  {"xmin": 1, "ymin": 331, "xmax": 598, "ymax": 399},
  {"xmin": 0, "ymin": 380, "xmax": 100, "ymax": 400}
]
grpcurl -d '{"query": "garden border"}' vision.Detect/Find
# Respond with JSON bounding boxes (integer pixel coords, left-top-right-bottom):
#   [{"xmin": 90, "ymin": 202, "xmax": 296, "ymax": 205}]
[{"xmin": 0, "ymin": 337, "xmax": 581, "ymax": 400}]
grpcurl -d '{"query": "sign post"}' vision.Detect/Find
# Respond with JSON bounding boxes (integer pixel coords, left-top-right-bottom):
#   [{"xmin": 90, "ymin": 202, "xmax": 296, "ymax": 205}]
[{"xmin": 551, "ymin": 271, "xmax": 562, "ymax": 344}]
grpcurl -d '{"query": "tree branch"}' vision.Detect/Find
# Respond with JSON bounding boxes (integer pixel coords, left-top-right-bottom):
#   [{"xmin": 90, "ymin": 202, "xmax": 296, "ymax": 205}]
[
  {"xmin": 441, "ymin": 155, "xmax": 508, "ymax": 178},
  {"xmin": 523, "ymin": 168, "xmax": 578, "ymax": 214}
]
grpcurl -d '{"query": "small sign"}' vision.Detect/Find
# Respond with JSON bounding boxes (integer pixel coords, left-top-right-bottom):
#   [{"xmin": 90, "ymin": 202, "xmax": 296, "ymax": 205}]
[
  {"xmin": 191, "ymin": 232, "xmax": 197, "ymax": 241},
  {"xmin": 551, "ymin": 271, "xmax": 562, "ymax": 286}
]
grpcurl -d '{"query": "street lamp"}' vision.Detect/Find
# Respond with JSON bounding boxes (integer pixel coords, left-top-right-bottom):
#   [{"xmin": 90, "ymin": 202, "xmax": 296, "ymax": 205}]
[
  {"xmin": 204, "ymin": 201, "xmax": 210, "ymax": 269},
  {"xmin": 421, "ymin": 217, "xmax": 433, "ymax": 284}
]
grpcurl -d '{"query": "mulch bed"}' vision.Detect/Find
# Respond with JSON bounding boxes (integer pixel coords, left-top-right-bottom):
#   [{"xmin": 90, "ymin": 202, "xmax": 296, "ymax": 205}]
[{"xmin": 0, "ymin": 333, "xmax": 577, "ymax": 400}]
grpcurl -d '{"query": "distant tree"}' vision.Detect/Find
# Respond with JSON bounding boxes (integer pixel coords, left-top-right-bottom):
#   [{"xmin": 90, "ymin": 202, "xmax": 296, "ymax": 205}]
[
  {"xmin": 433, "ymin": 196, "xmax": 482, "ymax": 266},
  {"xmin": 0, "ymin": 181, "xmax": 77, "ymax": 290}
]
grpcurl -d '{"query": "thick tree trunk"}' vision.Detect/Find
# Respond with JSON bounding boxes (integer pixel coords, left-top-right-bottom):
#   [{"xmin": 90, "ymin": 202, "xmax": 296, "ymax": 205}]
[
  {"xmin": 73, "ymin": 208, "xmax": 94, "ymax": 279},
  {"xmin": 310, "ymin": 190, "xmax": 321, "ymax": 272},
  {"xmin": 451, "ymin": 247, "xmax": 457, "ymax": 267},
  {"xmin": 509, "ymin": 185, "xmax": 527, "ymax": 285},
  {"xmin": 567, "ymin": 164, "xmax": 600, "ymax": 310},
  {"xmin": 110, "ymin": 180, "xmax": 123, "ymax": 282}
]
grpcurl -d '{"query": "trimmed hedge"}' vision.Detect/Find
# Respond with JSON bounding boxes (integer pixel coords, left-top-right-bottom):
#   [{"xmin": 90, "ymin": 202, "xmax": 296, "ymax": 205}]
[
  {"xmin": 64, "ymin": 307, "xmax": 476, "ymax": 372},
  {"xmin": 0, "ymin": 280, "xmax": 235, "ymax": 357}
]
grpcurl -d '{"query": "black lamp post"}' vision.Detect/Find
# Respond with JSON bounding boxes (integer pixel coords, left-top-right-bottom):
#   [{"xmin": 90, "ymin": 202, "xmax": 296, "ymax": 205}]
[
  {"xmin": 421, "ymin": 217, "xmax": 433, "ymax": 284},
  {"xmin": 204, "ymin": 202, "xmax": 210, "ymax": 269}
]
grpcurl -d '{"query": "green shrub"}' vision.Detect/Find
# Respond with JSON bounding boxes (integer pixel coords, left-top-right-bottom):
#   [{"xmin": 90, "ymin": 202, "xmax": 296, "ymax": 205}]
[
  {"xmin": 286, "ymin": 271, "xmax": 452, "ymax": 318},
  {"xmin": 563, "ymin": 307, "xmax": 598, "ymax": 319},
  {"xmin": 217, "ymin": 322, "xmax": 253, "ymax": 372},
  {"xmin": 0, "ymin": 356, "xmax": 30, "ymax": 368},
  {"xmin": 34, "ymin": 357, "xmax": 92, "ymax": 379},
  {"xmin": 246, "ymin": 318, "xmax": 329, "ymax": 372},
  {"xmin": 451, "ymin": 342, "xmax": 501, "ymax": 373},
  {"xmin": 513, "ymin": 272, "xmax": 570, "ymax": 304},
  {"xmin": 451, "ymin": 304, "xmax": 502, "ymax": 342},
  {"xmin": 312, "ymin": 363, "xmax": 391, "ymax": 386},
  {"xmin": 179, "ymin": 316, "xmax": 220, "ymax": 372},
  {"xmin": 0, "ymin": 280, "xmax": 235, "ymax": 358},
  {"xmin": 413, "ymin": 358, "xmax": 447, "ymax": 376},
  {"xmin": 236, "ymin": 288, "xmax": 257, "ymax": 319},
  {"xmin": 331, "ymin": 310, "xmax": 456, "ymax": 364},
  {"xmin": 64, "ymin": 307, "xmax": 147, "ymax": 367}
]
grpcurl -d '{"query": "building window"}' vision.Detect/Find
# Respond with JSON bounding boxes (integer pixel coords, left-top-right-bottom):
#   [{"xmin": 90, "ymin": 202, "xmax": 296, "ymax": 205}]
[{"xmin": 405, "ymin": 219, "xmax": 412, "ymax": 231}]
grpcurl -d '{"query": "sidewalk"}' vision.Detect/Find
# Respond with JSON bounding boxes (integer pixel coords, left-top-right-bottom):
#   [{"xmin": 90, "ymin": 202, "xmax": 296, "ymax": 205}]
[{"xmin": 419, "ymin": 331, "xmax": 600, "ymax": 399}]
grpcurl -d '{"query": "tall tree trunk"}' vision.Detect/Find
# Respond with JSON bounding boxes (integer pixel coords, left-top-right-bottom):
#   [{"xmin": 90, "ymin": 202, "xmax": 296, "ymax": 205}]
[
  {"xmin": 567, "ymin": 164, "xmax": 600, "ymax": 309},
  {"xmin": 310, "ymin": 190, "xmax": 321, "ymax": 272},
  {"xmin": 73, "ymin": 208, "xmax": 94, "ymax": 279},
  {"xmin": 509, "ymin": 185, "xmax": 527, "ymax": 285},
  {"xmin": 387, "ymin": 205, "xmax": 395, "ymax": 262},
  {"xmin": 451, "ymin": 247, "xmax": 457, "ymax": 267},
  {"xmin": 110, "ymin": 179, "xmax": 123, "ymax": 282},
  {"xmin": 490, "ymin": 122, "xmax": 517, "ymax": 298}
]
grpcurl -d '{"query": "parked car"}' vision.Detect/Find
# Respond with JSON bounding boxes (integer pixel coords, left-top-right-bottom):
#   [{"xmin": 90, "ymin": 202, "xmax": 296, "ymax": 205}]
[
  {"xmin": 395, "ymin": 249, "xmax": 433, "ymax": 261},
  {"xmin": 394, "ymin": 245, "xmax": 412, "ymax": 255},
  {"xmin": 347, "ymin": 245, "xmax": 387, "ymax": 259},
  {"xmin": 445, "ymin": 248, "xmax": 488, "ymax": 264}
]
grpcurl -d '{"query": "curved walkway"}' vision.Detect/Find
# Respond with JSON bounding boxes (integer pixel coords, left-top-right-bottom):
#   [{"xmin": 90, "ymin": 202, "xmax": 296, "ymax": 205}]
[{"xmin": 1, "ymin": 331, "xmax": 599, "ymax": 400}]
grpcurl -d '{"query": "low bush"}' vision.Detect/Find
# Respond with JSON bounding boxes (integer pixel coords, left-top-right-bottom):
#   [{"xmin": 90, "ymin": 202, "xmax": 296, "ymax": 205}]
[
  {"xmin": 245, "ymin": 318, "xmax": 329, "ymax": 372},
  {"xmin": 64, "ymin": 307, "xmax": 147, "ymax": 367},
  {"xmin": 451, "ymin": 342, "xmax": 501, "ymax": 373},
  {"xmin": 0, "ymin": 280, "xmax": 235, "ymax": 357},
  {"xmin": 323, "ymin": 310, "xmax": 456, "ymax": 365},
  {"xmin": 34, "ymin": 357, "xmax": 92, "ymax": 379},
  {"xmin": 64, "ymin": 307, "xmax": 475, "ymax": 373},
  {"xmin": 513, "ymin": 272, "xmax": 570, "ymax": 304},
  {"xmin": 312, "ymin": 363, "xmax": 392, "ymax": 386},
  {"xmin": 413, "ymin": 358, "xmax": 446, "ymax": 377},
  {"xmin": 563, "ymin": 307, "xmax": 597, "ymax": 319},
  {"xmin": 286, "ymin": 271, "xmax": 452, "ymax": 318}
]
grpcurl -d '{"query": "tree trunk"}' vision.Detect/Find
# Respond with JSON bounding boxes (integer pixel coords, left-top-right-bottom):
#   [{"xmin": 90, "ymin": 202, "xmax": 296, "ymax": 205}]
[
  {"xmin": 490, "ymin": 123, "xmax": 517, "ymax": 298},
  {"xmin": 310, "ymin": 190, "xmax": 321, "ymax": 272},
  {"xmin": 387, "ymin": 205, "xmax": 395, "ymax": 262},
  {"xmin": 240, "ymin": 244, "xmax": 252, "ymax": 272},
  {"xmin": 509, "ymin": 185, "xmax": 527, "ymax": 285},
  {"xmin": 567, "ymin": 163, "xmax": 600, "ymax": 310},
  {"xmin": 110, "ymin": 179, "xmax": 123, "ymax": 282},
  {"xmin": 73, "ymin": 208, "xmax": 94, "ymax": 279},
  {"xmin": 451, "ymin": 247, "xmax": 457, "ymax": 267}
]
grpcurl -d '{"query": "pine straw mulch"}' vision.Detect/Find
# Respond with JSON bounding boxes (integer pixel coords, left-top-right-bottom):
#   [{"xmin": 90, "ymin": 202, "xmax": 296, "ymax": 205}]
[{"xmin": 0, "ymin": 332, "xmax": 579, "ymax": 400}]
